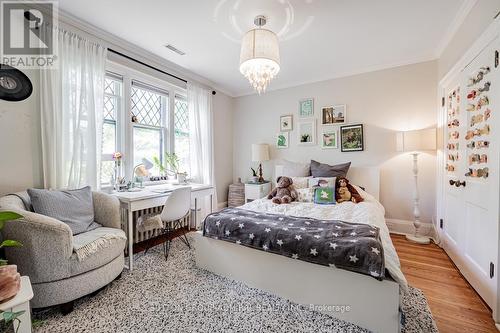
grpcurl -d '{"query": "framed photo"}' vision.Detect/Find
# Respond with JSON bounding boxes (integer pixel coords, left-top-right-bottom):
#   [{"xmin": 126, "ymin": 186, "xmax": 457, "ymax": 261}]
[
  {"xmin": 322, "ymin": 105, "xmax": 346, "ymax": 124},
  {"xmin": 297, "ymin": 120, "xmax": 316, "ymax": 145},
  {"xmin": 276, "ymin": 132, "xmax": 289, "ymax": 149},
  {"xmin": 299, "ymin": 98, "xmax": 314, "ymax": 118},
  {"xmin": 321, "ymin": 126, "xmax": 338, "ymax": 149},
  {"xmin": 340, "ymin": 124, "xmax": 364, "ymax": 152},
  {"xmin": 280, "ymin": 115, "xmax": 293, "ymax": 131}
]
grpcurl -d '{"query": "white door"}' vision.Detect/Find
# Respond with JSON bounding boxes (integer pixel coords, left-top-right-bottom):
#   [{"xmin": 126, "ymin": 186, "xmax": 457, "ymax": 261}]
[{"xmin": 441, "ymin": 38, "xmax": 499, "ymax": 310}]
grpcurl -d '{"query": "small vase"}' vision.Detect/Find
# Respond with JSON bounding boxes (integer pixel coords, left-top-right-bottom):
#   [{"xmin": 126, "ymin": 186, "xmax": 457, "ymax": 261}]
[{"xmin": 0, "ymin": 265, "xmax": 21, "ymax": 303}]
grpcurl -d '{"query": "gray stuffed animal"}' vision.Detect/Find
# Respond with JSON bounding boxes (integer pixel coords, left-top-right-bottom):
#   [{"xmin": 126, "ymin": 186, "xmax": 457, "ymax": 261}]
[{"xmin": 267, "ymin": 176, "xmax": 298, "ymax": 204}]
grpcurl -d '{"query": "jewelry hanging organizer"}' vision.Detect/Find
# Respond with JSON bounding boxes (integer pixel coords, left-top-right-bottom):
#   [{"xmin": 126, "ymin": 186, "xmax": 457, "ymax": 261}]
[{"xmin": 465, "ymin": 66, "xmax": 491, "ymax": 179}]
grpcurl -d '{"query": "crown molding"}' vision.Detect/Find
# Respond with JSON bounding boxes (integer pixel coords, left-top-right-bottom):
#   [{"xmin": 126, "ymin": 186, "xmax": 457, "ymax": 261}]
[
  {"xmin": 55, "ymin": 8, "xmax": 236, "ymax": 97},
  {"xmin": 235, "ymin": 55, "xmax": 437, "ymax": 98},
  {"xmin": 434, "ymin": 0, "xmax": 478, "ymax": 58}
]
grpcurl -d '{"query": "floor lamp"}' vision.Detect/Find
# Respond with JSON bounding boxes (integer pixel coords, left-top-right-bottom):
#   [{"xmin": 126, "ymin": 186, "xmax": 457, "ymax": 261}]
[{"xmin": 396, "ymin": 128, "xmax": 436, "ymax": 244}]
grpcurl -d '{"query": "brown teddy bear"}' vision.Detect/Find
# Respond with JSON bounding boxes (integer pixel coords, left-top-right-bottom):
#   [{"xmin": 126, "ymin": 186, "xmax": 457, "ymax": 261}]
[
  {"xmin": 267, "ymin": 176, "xmax": 298, "ymax": 204},
  {"xmin": 335, "ymin": 177, "xmax": 364, "ymax": 203}
]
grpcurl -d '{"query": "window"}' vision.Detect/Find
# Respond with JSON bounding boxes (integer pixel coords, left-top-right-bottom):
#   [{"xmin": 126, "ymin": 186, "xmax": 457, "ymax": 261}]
[
  {"xmin": 100, "ymin": 75, "xmax": 122, "ymax": 186},
  {"xmin": 174, "ymin": 96, "xmax": 190, "ymax": 174},
  {"xmin": 131, "ymin": 82, "xmax": 168, "ymax": 176},
  {"xmin": 99, "ymin": 66, "xmax": 190, "ymax": 187}
]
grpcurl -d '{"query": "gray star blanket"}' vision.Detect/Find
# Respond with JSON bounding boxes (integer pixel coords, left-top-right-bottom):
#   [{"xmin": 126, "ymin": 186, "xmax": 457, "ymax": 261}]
[{"xmin": 203, "ymin": 208, "xmax": 385, "ymax": 280}]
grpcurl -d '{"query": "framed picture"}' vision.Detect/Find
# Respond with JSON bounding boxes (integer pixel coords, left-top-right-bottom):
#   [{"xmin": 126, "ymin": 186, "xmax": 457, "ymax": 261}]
[
  {"xmin": 321, "ymin": 126, "xmax": 338, "ymax": 149},
  {"xmin": 297, "ymin": 120, "xmax": 316, "ymax": 145},
  {"xmin": 280, "ymin": 115, "xmax": 293, "ymax": 131},
  {"xmin": 276, "ymin": 132, "xmax": 289, "ymax": 149},
  {"xmin": 299, "ymin": 98, "xmax": 314, "ymax": 118},
  {"xmin": 340, "ymin": 124, "xmax": 364, "ymax": 152},
  {"xmin": 322, "ymin": 105, "xmax": 346, "ymax": 124}
]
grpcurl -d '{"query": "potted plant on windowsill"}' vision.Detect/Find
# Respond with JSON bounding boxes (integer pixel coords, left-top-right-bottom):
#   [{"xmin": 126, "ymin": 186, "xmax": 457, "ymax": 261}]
[{"xmin": 153, "ymin": 153, "xmax": 188, "ymax": 184}]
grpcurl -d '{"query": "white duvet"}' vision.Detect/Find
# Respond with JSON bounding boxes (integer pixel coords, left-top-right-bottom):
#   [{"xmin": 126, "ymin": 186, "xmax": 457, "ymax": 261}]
[{"xmin": 241, "ymin": 186, "xmax": 408, "ymax": 290}]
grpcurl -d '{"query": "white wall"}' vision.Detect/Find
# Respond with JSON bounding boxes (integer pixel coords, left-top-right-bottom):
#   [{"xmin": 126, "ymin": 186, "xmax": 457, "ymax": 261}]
[
  {"xmin": 233, "ymin": 61, "xmax": 438, "ymax": 223},
  {"xmin": 438, "ymin": 0, "xmax": 500, "ymax": 79},
  {"xmin": 0, "ymin": 69, "xmax": 42, "ymax": 196},
  {"xmin": 213, "ymin": 91, "xmax": 234, "ymax": 204}
]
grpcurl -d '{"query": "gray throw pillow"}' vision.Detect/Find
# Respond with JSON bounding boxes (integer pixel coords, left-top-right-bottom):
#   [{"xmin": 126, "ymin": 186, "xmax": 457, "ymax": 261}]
[
  {"xmin": 27, "ymin": 186, "xmax": 100, "ymax": 235},
  {"xmin": 310, "ymin": 160, "xmax": 351, "ymax": 178}
]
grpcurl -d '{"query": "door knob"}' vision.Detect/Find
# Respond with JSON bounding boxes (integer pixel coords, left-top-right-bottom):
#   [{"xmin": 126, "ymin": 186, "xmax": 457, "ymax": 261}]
[
  {"xmin": 454, "ymin": 181, "xmax": 466, "ymax": 187},
  {"xmin": 449, "ymin": 180, "xmax": 457, "ymax": 186}
]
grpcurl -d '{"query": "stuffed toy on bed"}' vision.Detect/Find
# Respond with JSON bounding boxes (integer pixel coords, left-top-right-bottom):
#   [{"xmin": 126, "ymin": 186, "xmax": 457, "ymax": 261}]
[
  {"xmin": 267, "ymin": 176, "xmax": 298, "ymax": 204},
  {"xmin": 335, "ymin": 177, "xmax": 364, "ymax": 203}
]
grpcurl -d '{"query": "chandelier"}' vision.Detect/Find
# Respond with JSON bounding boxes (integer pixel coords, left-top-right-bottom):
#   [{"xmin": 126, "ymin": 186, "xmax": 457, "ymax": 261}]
[{"xmin": 239, "ymin": 16, "xmax": 280, "ymax": 94}]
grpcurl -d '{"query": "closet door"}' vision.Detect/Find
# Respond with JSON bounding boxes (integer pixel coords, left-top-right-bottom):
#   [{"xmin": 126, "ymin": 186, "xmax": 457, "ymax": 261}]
[{"xmin": 442, "ymin": 39, "xmax": 499, "ymax": 309}]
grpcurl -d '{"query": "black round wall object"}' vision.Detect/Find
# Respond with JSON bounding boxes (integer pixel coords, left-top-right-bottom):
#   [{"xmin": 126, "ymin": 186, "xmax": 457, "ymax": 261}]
[{"xmin": 0, "ymin": 64, "xmax": 33, "ymax": 102}]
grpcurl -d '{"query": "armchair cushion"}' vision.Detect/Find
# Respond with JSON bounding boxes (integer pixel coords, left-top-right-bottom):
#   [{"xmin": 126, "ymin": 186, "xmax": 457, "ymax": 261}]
[{"xmin": 27, "ymin": 186, "xmax": 100, "ymax": 235}]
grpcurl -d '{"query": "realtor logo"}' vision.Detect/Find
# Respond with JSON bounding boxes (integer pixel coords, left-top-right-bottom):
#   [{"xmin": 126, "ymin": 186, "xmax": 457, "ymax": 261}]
[{"xmin": 1, "ymin": 0, "xmax": 58, "ymax": 68}]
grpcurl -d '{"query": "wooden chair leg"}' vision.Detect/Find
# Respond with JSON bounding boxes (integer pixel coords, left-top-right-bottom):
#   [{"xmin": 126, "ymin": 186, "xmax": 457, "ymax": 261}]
[{"xmin": 60, "ymin": 301, "xmax": 74, "ymax": 315}]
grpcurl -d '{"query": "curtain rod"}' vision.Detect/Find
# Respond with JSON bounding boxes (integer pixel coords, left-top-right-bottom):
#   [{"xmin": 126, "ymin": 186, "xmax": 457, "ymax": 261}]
[{"xmin": 108, "ymin": 48, "xmax": 188, "ymax": 84}]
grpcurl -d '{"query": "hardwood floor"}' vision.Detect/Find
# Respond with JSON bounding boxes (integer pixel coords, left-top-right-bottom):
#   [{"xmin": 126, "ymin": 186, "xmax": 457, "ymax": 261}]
[{"xmin": 391, "ymin": 234, "xmax": 497, "ymax": 333}]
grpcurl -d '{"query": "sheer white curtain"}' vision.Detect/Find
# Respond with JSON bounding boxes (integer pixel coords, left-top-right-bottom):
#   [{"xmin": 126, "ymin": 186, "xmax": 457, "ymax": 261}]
[
  {"xmin": 40, "ymin": 28, "xmax": 107, "ymax": 190},
  {"xmin": 188, "ymin": 83, "xmax": 217, "ymax": 214}
]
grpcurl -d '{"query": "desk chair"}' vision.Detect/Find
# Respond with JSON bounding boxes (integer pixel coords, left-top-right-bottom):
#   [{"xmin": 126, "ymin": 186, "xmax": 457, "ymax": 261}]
[{"xmin": 160, "ymin": 187, "xmax": 191, "ymax": 259}]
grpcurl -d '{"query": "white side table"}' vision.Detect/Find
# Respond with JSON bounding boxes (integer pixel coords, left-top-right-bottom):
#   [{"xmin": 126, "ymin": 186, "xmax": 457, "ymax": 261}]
[
  {"xmin": 244, "ymin": 182, "xmax": 271, "ymax": 203},
  {"xmin": 0, "ymin": 276, "xmax": 33, "ymax": 333}
]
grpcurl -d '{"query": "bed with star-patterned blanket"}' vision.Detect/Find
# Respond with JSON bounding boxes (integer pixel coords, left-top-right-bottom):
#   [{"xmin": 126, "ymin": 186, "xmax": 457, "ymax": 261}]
[{"xmin": 203, "ymin": 207, "xmax": 385, "ymax": 280}]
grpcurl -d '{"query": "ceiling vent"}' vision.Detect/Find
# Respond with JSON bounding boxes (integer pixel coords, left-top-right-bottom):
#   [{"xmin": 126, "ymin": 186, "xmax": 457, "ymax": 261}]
[{"xmin": 164, "ymin": 44, "xmax": 186, "ymax": 56}]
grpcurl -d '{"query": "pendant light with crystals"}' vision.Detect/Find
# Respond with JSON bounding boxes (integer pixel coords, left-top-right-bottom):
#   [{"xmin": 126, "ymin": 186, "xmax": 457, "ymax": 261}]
[{"xmin": 239, "ymin": 16, "xmax": 280, "ymax": 94}]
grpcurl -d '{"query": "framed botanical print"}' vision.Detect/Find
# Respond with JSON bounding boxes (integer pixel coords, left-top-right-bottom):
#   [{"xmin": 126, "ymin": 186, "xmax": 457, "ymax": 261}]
[
  {"xmin": 280, "ymin": 115, "xmax": 293, "ymax": 131},
  {"xmin": 322, "ymin": 105, "xmax": 346, "ymax": 124},
  {"xmin": 321, "ymin": 126, "xmax": 338, "ymax": 149},
  {"xmin": 340, "ymin": 124, "xmax": 364, "ymax": 152},
  {"xmin": 299, "ymin": 98, "xmax": 314, "ymax": 118},
  {"xmin": 276, "ymin": 132, "xmax": 289, "ymax": 149},
  {"xmin": 297, "ymin": 120, "xmax": 316, "ymax": 145}
]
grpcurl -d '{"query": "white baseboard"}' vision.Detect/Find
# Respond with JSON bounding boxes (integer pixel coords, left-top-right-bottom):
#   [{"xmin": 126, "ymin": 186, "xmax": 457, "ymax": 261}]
[{"xmin": 386, "ymin": 218, "xmax": 438, "ymax": 242}]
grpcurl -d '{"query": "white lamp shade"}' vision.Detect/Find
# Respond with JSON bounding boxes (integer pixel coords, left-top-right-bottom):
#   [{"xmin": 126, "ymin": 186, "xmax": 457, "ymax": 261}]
[
  {"xmin": 396, "ymin": 128, "xmax": 436, "ymax": 152},
  {"xmin": 252, "ymin": 144, "xmax": 270, "ymax": 162},
  {"xmin": 240, "ymin": 29, "xmax": 280, "ymax": 68}
]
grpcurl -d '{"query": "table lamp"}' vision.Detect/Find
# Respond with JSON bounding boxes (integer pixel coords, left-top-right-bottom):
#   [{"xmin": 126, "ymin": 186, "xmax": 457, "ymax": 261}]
[
  {"xmin": 252, "ymin": 144, "xmax": 270, "ymax": 183},
  {"xmin": 396, "ymin": 128, "xmax": 436, "ymax": 244}
]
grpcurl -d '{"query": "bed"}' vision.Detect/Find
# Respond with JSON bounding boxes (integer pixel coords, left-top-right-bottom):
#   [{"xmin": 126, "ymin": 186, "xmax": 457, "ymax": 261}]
[{"xmin": 193, "ymin": 166, "xmax": 406, "ymax": 333}]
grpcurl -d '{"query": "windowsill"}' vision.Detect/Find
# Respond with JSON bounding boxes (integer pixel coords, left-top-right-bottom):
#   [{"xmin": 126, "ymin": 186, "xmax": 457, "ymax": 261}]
[{"xmin": 101, "ymin": 178, "xmax": 186, "ymax": 192}]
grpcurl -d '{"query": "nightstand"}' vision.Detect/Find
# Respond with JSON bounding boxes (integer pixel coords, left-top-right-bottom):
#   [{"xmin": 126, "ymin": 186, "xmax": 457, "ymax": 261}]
[{"xmin": 245, "ymin": 182, "xmax": 271, "ymax": 203}]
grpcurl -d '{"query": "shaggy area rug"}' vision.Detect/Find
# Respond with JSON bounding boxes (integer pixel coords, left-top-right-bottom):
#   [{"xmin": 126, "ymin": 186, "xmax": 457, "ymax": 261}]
[{"xmin": 33, "ymin": 237, "xmax": 438, "ymax": 333}]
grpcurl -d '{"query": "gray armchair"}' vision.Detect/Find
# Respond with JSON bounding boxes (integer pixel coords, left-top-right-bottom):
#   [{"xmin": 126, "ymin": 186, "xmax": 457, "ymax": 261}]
[{"xmin": 0, "ymin": 191, "xmax": 126, "ymax": 311}]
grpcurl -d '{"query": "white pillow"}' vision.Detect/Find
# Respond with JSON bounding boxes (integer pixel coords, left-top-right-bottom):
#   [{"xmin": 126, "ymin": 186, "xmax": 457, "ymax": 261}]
[
  {"xmin": 296, "ymin": 188, "xmax": 314, "ymax": 202},
  {"xmin": 278, "ymin": 159, "xmax": 310, "ymax": 177},
  {"xmin": 291, "ymin": 176, "xmax": 312, "ymax": 189},
  {"xmin": 308, "ymin": 177, "xmax": 336, "ymax": 188}
]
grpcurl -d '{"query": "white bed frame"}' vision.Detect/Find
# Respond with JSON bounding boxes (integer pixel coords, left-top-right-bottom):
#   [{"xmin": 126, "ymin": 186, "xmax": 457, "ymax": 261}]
[{"xmin": 194, "ymin": 167, "xmax": 400, "ymax": 333}]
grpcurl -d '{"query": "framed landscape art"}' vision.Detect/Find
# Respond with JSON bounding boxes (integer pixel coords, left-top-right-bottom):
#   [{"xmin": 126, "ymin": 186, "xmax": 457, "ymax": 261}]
[
  {"xmin": 340, "ymin": 124, "xmax": 364, "ymax": 152},
  {"xmin": 322, "ymin": 105, "xmax": 346, "ymax": 124}
]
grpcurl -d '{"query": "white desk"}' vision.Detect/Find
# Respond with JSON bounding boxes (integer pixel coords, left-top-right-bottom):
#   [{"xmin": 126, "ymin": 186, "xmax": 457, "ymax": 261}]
[
  {"xmin": 0, "ymin": 276, "xmax": 33, "ymax": 333},
  {"xmin": 111, "ymin": 183, "xmax": 215, "ymax": 270}
]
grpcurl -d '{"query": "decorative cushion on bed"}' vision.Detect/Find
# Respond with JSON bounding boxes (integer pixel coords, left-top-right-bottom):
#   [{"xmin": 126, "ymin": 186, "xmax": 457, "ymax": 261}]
[
  {"xmin": 296, "ymin": 188, "xmax": 314, "ymax": 202},
  {"xmin": 291, "ymin": 176, "xmax": 312, "ymax": 189},
  {"xmin": 308, "ymin": 177, "xmax": 336, "ymax": 188},
  {"xmin": 278, "ymin": 159, "xmax": 311, "ymax": 177},
  {"xmin": 314, "ymin": 187, "xmax": 336, "ymax": 205},
  {"xmin": 310, "ymin": 160, "xmax": 351, "ymax": 178},
  {"xmin": 27, "ymin": 186, "xmax": 100, "ymax": 235}
]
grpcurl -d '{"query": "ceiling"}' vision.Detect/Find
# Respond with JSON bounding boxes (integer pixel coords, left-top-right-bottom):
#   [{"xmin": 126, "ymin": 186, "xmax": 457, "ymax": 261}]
[{"xmin": 59, "ymin": 0, "xmax": 470, "ymax": 97}]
